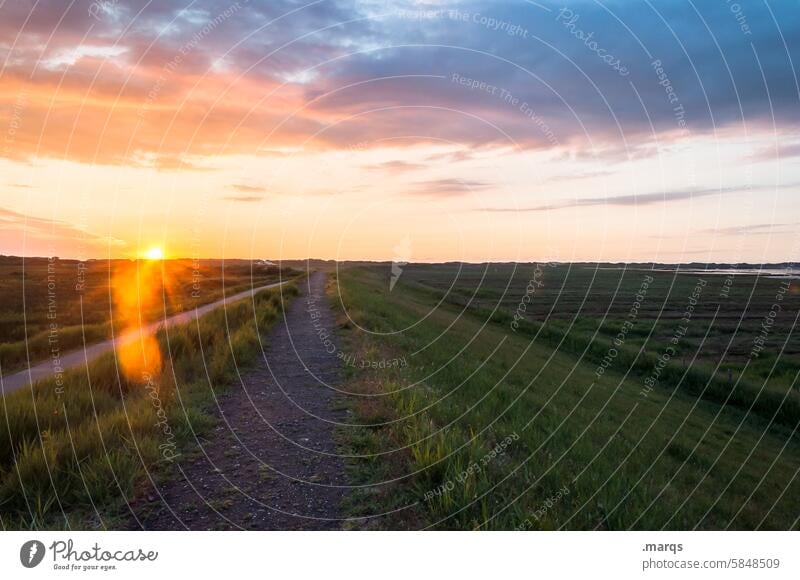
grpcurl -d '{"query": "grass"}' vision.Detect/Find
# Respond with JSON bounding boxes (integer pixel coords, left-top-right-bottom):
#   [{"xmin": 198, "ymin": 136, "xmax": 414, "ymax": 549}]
[
  {"xmin": 0, "ymin": 282, "xmax": 298, "ymax": 530},
  {"xmin": 0, "ymin": 256, "xmax": 295, "ymax": 374},
  {"xmin": 333, "ymin": 265, "xmax": 800, "ymax": 530}
]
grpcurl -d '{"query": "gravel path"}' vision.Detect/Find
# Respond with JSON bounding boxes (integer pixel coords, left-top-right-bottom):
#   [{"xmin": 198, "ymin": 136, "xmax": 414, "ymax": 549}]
[{"xmin": 130, "ymin": 272, "xmax": 350, "ymax": 530}]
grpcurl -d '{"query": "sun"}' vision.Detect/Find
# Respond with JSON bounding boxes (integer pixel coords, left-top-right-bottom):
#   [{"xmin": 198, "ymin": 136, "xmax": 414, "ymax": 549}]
[{"xmin": 143, "ymin": 247, "xmax": 165, "ymax": 260}]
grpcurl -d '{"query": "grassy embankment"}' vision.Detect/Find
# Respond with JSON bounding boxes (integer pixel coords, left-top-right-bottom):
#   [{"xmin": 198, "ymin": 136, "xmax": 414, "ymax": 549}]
[
  {"xmin": 333, "ymin": 266, "xmax": 800, "ymax": 530},
  {"xmin": 0, "ymin": 282, "xmax": 297, "ymax": 529}
]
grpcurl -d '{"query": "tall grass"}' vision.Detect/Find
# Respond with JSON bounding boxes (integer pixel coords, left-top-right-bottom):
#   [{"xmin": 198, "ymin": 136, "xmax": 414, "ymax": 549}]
[{"xmin": 0, "ymin": 283, "xmax": 297, "ymax": 529}]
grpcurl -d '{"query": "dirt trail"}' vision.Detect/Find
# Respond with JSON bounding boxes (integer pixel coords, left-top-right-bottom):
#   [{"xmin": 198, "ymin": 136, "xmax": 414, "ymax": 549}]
[{"xmin": 130, "ymin": 272, "xmax": 350, "ymax": 530}]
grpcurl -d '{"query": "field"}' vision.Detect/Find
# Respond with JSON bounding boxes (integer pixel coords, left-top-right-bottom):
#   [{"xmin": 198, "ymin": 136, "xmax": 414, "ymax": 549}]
[
  {"xmin": 0, "ymin": 256, "xmax": 292, "ymax": 374},
  {"xmin": 0, "ymin": 272, "xmax": 298, "ymax": 529},
  {"xmin": 334, "ymin": 263, "xmax": 800, "ymax": 529},
  {"xmin": 1, "ymin": 260, "xmax": 798, "ymax": 531}
]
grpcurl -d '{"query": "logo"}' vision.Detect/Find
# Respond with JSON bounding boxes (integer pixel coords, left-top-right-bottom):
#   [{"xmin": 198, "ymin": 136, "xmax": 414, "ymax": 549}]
[
  {"xmin": 20, "ymin": 540, "xmax": 46, "ymax": 568},
  {"xmin": 390, "ymin": 236, "xmax": 412, "ymax": 292}
]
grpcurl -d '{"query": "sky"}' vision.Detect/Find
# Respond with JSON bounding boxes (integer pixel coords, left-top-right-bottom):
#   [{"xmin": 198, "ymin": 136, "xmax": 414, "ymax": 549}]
[{"xmin": 1, "ymin": 0, "xmax": 799, "ymax": 263}]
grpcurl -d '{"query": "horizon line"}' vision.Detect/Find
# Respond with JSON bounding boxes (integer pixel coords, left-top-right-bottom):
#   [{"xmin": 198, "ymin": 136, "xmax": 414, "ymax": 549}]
[{"xmin": 2, "ymin": 255, "xmax": 798, "ymax": 267}]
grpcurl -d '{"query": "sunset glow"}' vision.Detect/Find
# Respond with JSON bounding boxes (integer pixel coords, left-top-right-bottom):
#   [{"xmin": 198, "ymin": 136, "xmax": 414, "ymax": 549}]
[
  {"xmin": 0, "ymin": 1, "xmax": 797, "ymax": 263},
  {"xmin": 143, "ymin": 247, "xmax": 165, "ymax": 261}
]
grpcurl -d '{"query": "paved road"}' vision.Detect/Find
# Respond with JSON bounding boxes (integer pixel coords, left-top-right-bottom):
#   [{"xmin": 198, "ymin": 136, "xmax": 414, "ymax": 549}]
[{"xmin": 0, "ymin": 281, "xmax": 287, "ymax": 395}]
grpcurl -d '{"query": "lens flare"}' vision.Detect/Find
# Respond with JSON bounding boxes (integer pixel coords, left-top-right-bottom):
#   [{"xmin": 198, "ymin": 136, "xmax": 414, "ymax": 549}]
[
  {"xmin": 113, "ymin": 259, "xmax": 164, "ymax": 380},
  {"xmin": 117, "ymin": 330, "xmax": 162, "ymax": 379}
]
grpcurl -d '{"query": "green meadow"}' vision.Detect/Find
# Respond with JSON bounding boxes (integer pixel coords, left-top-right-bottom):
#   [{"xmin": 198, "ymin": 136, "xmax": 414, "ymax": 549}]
[{"xmin": 335, "ymin": 264, "xmax": 800, "ymax": 530}]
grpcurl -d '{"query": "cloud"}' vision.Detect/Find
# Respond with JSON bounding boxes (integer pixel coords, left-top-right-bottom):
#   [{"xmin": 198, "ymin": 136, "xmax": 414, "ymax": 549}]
[
  {"xmin": 363, "ymin": 160, "xmax": 426, "ymax": 173},
  {"xmin": 316, "ymin": 2, "xmax": 800, "ymax": 149},
  {"xmin": 0, "ymin": 0, "xmax": 798, "ymax": 166},
  {"xmin": 543, "ymin": 169, "xmax": 616, "ymax": 183},
  {"xmin": 141, "ymin": 155, "xmax": 216, "ymax": 172},
  {"xmin": 701, "ymin": 222, "xmax": 800, "ymax": 236},
  {"xmin": 224, "ymin": 184, "xmax": 268, "ymax": 202},
  {"xmin": 0, "ymin": 206, "xmax": 126, "ymax": 246},
  {"xmin": 223, "ymin": 195, "xmax": 264, "ymax": 202},
  {"xmin": 424, "ymin": 149, "xmax": 478, "ymax": 164},
  {"xmin": 231, "ymin": 184, "xmax": 267, "ymax": 193},
  {"xmin": 478, "ymin": 182, "xmax": 794, "ymax": 213},
  {"xmin": 408, "ymin": 178, "xmax": 494, "ymax": 197},
  {"xmin": 749, "ymin": 142, "xmax": 800, "ymax": 162}
]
